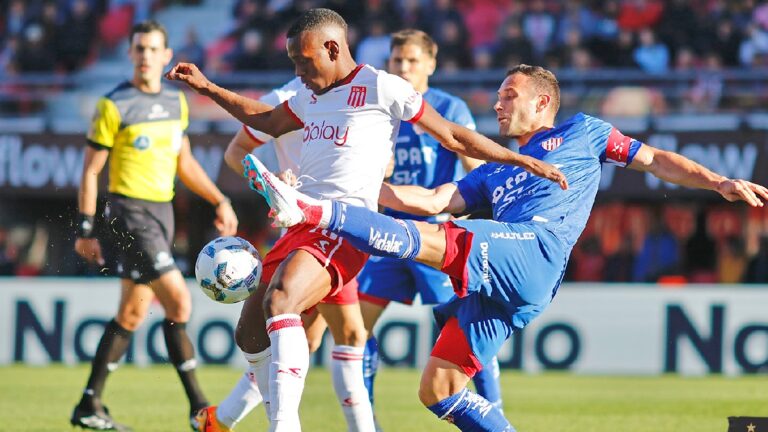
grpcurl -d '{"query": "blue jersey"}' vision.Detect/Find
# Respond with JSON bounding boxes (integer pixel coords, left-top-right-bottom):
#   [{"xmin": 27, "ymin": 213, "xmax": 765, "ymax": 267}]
[
  {"xmin": 456, "ymin": 113, "xmax": 643, "ymax": 250},
  {"xmin": 385, "ymin": 87, "xmax": 476, "ymax": 222}
]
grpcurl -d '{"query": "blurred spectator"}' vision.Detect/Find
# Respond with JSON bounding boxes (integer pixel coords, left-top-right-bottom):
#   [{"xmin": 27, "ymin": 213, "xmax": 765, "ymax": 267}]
[
  {"xmin": 743, "ymin": 236, "xmax": 768, "ymax": 283},
  {"xmin": 708, "ymin": 19, "xmax": 743, "ymax": 67},
  {"xmin": 557, "ymin": 0, "xmax": 599, "ymax": 43},
  {"xmin": 397, "ymin": 0, "xmax": 429, "ymax": 31},
  {"xmin": 426, "ymin": 0, "xmax": 469, "ymax": 52},
  {"xmin": 176, "ymin": 27, "xmax": 206, "ymax": 69},
  {"xmin": 605, "ymin": 237, "xmax": 636, "ymax": 282},
  {"xmin": 571, "ymin": 236, "xmax": 606, "ymax": 281},
  {"xmin": 673, "ymin": 46, "xmax": 697, "ymax": 72},
  {"xmin": 591, "ymin": 0, "xmax": 620, "ymax": 40},
  {"xmin": 435, "ymin": 19, "xmax": 473, "ymax": 71},
  {"xmin": 55, "ymin": 0, "xmax": 97, "ymax": 71},
  {"xmin": 493, "ymin": 18, "xmax": 534, "ymax": 69},
  {"xmin": 684, "ymin": 210, "xmax": 717, "ymax": 283},
  {"xmin": 656, "ymin": 0, "xmax": 698, "ymax": 55},
  {"xmin": 617, "ymin": 0, "xmax": 663, "ymax": 31},
  {"xmin": 230, "ymin": 29, "xmax": 269, "ymax": 71},
  {"xmin": 0, "ymin": 35, "xmax": 19, "ymax": 76},
  {"xmin": 633, "ymin": 28, "xmax": 669, "ymax": 73},
  {"xmin": 739, "ymin": 23, "xmax": 768, "ymax": 67},
  {"xmin": 718, "ymin": 236, "xmax": 747, "ymax": 283},
  {"xmin": 598, "ymin": 29, "xmax": 636, "ymax": 67},
  {"xmin": 472, "ymin": 46, "xmax": 493, "ymax": 70},
  {"xmin": 633, "ymin": 210, "xmax": 680, "ymax": 282},
  {"xmin": 4, "ymin": 0, "xmax": 28, "ymax": 39},
  {"xmin": 460, "ymin": 0, "xmax": 505, "ymax": 49},
  {"xmin": 521, "ymin": 0, "xmax": 556, "ymax": 61},
  {"xmin": 684, "ymin": 52, "xmax": 724, "ymax": 113},
  {"xmin": 355, "ymin": 19, "xmax": 390, "ymax": 70},
  {"xmin": 14, "ymin": 24, "xmax": 56, "ymax": 72}
]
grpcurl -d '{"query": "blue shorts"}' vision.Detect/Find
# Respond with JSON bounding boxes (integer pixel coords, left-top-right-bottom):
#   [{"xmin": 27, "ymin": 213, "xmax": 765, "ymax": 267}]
[
  {"xmin": 357, "ymin": 257, "xmax": 454, "ymax": 305},
  {"xmin": 434, "ymin": 219, "xmax": 568, "ymax": 366}
]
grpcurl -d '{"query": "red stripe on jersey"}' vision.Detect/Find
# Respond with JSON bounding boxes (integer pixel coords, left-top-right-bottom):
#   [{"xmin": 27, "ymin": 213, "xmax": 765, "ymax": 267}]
[
  {"xmin": 266, "ymin": 317, "xmax": 303, "ymax": 334},
  {"xmin": 407, "ymin": 99, "xmax": 426, "ymax": 124},
  {"xmin": 605, "ymin": 127, "xmax": 631, "ymax": 166},
  {"xmin": 242, "ymin": 124, "xmax": 266, "ymax": 146},
  {"xmin": 281, "ymin": 100, "xmax": 304, "ymax": 127}
]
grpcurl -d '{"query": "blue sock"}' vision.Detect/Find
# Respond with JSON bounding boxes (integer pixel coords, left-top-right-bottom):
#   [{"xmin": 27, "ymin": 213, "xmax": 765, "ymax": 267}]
[
  {"xmin": 362, "ymin": 336, "xmax": 379, "ymax": 406},
  {"xmin": 427, "ymin": 388, "xmax": 515, "ymax": 432},
  {"xmin": 327, "ymin": 201, "xmax": 421, "ymax": 259},
  {"xmin": 472, "ymin": 356, "xmax": 503, "ymax": 411}
]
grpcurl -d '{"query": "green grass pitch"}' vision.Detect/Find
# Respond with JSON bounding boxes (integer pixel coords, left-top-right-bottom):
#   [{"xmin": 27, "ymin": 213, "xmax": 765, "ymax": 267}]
[{"xmin": 1, "ymin": 365, "xmax": 765, "ymax": 431}]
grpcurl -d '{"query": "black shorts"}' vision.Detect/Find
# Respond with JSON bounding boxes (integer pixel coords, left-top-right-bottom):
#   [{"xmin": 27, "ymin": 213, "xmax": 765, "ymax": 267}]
[{"xmin": 105, "ymin": 194, "xmax": 177, "ymax": 283}]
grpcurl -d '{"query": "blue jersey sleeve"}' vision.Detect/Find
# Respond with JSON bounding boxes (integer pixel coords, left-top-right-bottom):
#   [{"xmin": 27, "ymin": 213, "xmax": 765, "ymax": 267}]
[
  {"xmin": 583, "ymin": 115, "xmax": 643, "ymax": 167},
  {"xmin": 456, "ymin": 163, "xmax": 493, "ymax": 212},
  {"xmin": 448, "ymin": 99, "xmax": 476, "ymax": 130}
]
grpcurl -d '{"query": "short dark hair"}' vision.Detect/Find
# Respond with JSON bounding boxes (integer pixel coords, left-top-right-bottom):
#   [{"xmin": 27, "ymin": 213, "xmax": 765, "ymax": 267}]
[
  {"xmin": 129, "ymin": 20, "xmax": 168, "ymax": 48},
  {"xmin": 507, "ymin": 64, "xmax": 560, "ymax": 113},
  {"xmin": 390, "ymin": 29, "xmax": 437, "ymax": 58},
  {"xmin": 287, "ymin": 8, "xmax": 347, "ymax": 38}
]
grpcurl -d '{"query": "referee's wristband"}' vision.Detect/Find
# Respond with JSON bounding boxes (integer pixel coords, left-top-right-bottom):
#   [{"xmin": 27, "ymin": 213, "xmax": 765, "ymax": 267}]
[{"xmin": 76, "ymin": 213, "xmax": 96, "ymax": 238}]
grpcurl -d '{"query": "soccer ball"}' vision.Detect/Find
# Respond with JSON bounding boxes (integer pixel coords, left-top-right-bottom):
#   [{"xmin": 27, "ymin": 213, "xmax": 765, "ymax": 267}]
[{"xmin": 195, "ymin": 236, "xmax": 262, "ymax": 304}]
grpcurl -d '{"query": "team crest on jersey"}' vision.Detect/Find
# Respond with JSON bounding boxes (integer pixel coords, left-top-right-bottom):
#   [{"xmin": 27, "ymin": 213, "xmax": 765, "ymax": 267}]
[
  {"xmin": 541, "ymin": 137, "xmax": 563, "ymax": 151},
  {"xmin": 347, "ymin": 86, "xmax": 367, "ymax": 108}
]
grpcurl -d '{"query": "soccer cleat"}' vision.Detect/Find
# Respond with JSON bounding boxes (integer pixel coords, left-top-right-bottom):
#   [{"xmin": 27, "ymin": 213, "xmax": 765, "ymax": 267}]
[
  {"xmin": 70, "ymin": 405, "xmax": 132, "ymax": 431},
  {"xmin": 194, "ymin": 406, "xmax": 232, "ymax": 432},
  {"xmin": 242, "ymin": 154, "xmax": 322, "ymax": 227}
]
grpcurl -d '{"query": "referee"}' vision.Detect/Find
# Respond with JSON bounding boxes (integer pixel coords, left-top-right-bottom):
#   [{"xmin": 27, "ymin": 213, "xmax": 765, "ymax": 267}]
[{"xmin": 71, "ymin": 20, "xmax": 238, "ymax": 431}]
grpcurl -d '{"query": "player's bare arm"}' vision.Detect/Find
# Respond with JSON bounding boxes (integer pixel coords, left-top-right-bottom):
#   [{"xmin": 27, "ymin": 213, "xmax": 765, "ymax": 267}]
[
  {"xmin": 75, "ymin": 146, "xmax": 109, "ymax": 265},
  {"xmin": 379, "ymin": 182, "xmax": 466, "ymax": 216},
  {"xmin": 165, "ymin": 62, "xmax": 300, "ymax": 137},
  {"xmin": 177, "ymin": 135, "xmax": 239, "ymax": 235},
  {"xmin": 629, "ymin": 143, "xmax": 768, "ymax": 207},
  {"xmin": 414, "ymin": 103, "xmax": 568, "ymax": 190}
]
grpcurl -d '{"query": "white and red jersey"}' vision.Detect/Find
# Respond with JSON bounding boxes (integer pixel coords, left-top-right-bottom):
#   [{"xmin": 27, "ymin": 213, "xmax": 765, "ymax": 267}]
[
  {"xmin": 284, "ymin": 64, "xmax": 425, "ymax": 210},
  {"xmin": 243, "ymin": 77, "xmax": 305, "ymax": 173}
]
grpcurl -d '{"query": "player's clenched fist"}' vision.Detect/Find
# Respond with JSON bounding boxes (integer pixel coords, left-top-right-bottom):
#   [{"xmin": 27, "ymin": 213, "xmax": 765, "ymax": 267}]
[
  {"xmin": 165, "ymin": 62, "xmax": 211, "ymax": 94},
  {"xmin": 521, "ymin": 156, "xmax": 569, "ymax": 190}
]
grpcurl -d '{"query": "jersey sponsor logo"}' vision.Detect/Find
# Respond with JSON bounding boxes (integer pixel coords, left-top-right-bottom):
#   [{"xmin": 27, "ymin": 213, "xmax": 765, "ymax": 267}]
[
  {"xmin": 480, "ymin": 242, "xmax": 491, "ymax": 283},
  {"xmin": 605, "ymin": 127, "xmax": 632, "ymax": 167},
  {"xmin": 303, "ymin": 121, "xmax": 350, "ymax": 146},
  {"xmin": 541, "ymin": 137, "xmax": 563, "ymax": 151},
  {"xmin": 347, "ymin": 85, "xmax": 367, "ymax": 108},
  {"xmin": 147, "ymin": 103, "xmax": 170, "ymax": 120},
  {"xmin": 490, "ymin": 231, "xmax": 536, "ymax": 240},
  {"xmin": 368, "ymin": 227, "xmax": 404, "ymax": 254},
  {"xmin": 133, "ymin": 135, "xmax": 151, "ymax": 150}
]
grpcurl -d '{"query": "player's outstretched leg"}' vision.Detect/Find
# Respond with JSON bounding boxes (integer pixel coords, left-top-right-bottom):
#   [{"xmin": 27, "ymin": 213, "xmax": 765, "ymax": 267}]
[
  {"xmin": 424, "ymin": 319, "xmax": 515, "ymax": 432},
  {"xmin": 472, "ymin": 356, "xmax": 503, "ymax": 412},
  {"xmin": 242, "ymin": 154, "xmax": 314, "ymax": 227},
  {"xmin": 195, "ymin": 356, "xmax": 269, "ymax": 432}
]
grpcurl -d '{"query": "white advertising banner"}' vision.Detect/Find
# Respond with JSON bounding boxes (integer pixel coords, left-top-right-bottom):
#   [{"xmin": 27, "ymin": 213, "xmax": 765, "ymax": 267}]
[{"xmin": 1, "ymin": 278, "xmax": 767, "ymax": 376}]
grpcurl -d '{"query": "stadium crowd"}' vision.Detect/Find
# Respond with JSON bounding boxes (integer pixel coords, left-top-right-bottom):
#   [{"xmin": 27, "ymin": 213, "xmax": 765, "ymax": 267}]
[{"xmin": 3, "ymin": 0, "xmax": 768, "ymax": 75}]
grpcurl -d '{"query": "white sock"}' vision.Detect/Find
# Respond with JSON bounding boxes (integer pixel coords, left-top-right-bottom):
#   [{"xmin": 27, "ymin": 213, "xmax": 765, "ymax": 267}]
[
  {"xmin": 318, "ymin": 200, "xmax": 332, "ymax": 228},
  {"xmin": 331, "ymin": 345, "xmax": 376, "ymax": 432},
  {"xmin": 216, "ymin": 350, "xmax": 270, "ymax": 428},
  {"xmin": 267, "ymin": 314, "xmax": 308, "ymax": 432}
]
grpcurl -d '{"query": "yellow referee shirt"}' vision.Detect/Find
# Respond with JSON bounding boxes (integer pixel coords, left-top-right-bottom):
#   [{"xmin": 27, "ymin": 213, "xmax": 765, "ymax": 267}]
[{"xmin": 87, "ymin": 81, "xmax": 188, "ymax": 202}]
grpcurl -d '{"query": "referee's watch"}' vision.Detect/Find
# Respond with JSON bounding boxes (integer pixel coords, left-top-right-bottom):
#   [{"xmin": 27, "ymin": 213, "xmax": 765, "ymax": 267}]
[{"xmin": 76, "ymin": 213, "xmax": 96, "ymax": 238}]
